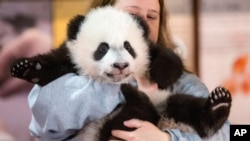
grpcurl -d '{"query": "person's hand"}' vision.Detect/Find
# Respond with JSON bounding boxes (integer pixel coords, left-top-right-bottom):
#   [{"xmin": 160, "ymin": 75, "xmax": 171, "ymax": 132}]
[{"xmin": 110, "ymin": 119, "xmax": 171, "ymax": 141}]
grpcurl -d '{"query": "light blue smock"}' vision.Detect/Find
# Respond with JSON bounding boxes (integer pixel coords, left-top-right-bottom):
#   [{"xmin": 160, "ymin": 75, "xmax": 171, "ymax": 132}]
[{"xmin": 28, "ymin": 73, "xmax": 125, "ymax": 140}]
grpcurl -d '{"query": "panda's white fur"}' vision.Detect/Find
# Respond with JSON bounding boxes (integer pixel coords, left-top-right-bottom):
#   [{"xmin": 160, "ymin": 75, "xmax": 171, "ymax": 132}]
[{"xmin": 67, "ymin": 6, "xmax": 149, "ymax": 84}]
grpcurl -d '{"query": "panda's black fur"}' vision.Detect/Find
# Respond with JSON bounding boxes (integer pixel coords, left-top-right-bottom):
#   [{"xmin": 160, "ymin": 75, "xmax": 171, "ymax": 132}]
[{"xmin": 11, "ymin": 6, "xmax": 231, "ymax": 140}]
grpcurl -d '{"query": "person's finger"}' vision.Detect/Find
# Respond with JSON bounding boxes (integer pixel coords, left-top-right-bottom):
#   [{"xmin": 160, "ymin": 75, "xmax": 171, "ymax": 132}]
[
  {"xmin": 123, "ymin": 118, "xmax": 144, "ymax": 128},
  {"xmin": 111, "ymin": 130, "xmax": 132, "ymax": 140}
]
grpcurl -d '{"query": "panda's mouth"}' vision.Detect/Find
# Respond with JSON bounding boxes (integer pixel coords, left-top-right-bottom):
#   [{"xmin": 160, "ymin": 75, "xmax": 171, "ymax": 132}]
[
  {"xmin": 106, "ymin": 73, "xmax": 130, "ymax": 78},
  {"xmin": 105, "ymin": 72, "xmax": 130, "ymax": 82}
]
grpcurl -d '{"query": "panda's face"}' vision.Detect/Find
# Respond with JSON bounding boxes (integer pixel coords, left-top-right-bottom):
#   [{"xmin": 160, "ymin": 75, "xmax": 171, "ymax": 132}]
[{"xmin": 67, "ymin": 6, "xmax": 149, "ymax": 84}]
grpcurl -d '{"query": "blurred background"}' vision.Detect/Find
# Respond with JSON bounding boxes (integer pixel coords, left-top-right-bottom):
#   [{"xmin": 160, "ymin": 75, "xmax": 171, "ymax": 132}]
[{"xmin": 0, "ymin": 0, "xmax": 249, "ymax": 140}]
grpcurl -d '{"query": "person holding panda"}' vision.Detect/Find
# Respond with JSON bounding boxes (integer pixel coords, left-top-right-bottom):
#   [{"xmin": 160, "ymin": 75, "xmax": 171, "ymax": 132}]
[{"xmin": 10, "ymin": 0, "xmax": 230, "ymax": 140}]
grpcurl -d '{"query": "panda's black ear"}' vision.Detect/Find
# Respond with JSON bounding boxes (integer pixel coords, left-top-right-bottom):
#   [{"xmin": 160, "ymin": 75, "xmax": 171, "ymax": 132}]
[
  {"xmin": 67, "ymin": 15, "xmax": 85, "ymax": 40},
  {"xmin": 131, "ymin": 15, "xmax": 149, "ymax": 40}
]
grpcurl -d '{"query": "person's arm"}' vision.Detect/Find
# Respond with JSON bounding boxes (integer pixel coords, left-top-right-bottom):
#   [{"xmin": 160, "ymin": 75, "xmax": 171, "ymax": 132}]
[
  {"xmin": 111, "ymin": 119, "xmax": 171, "ymax": 141},
  {"xmin": 111, "ymin": 119, "xmax": 229, "ymax": 141},
  {"xmin": 0, "ymin": 78, "xmax": 33, "ymax": 97},
  {"xmin": 163, "ymin": 121, "xmax": 230, "ymax": 141},
  {"xmin": 111, "ymin": 112, "xmax": 229, "ymax": 141},
  {"xmin": 112, "ymin": 71, "xmax": 229, "ymax": 141}
]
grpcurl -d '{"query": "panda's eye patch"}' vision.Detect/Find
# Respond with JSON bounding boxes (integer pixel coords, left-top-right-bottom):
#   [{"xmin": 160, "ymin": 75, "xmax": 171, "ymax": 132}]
[
  {"xmin": 98, "ymin": 42, "xmax": 109, "ymax": 53},
  {"xmin": 94, "ymin": 42, "xmax": 109, "ymax": 60},
  {"xmin": 124, "ymin": 41, "xmax": 131, "ymax": 51},
  {"xmin": 124, "ymin": 41, "xmax": 136, "ymax": 58}
]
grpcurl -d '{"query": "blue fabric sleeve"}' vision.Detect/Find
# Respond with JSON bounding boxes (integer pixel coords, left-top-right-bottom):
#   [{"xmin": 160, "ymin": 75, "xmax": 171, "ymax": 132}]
[
  {"xmin": 164, "ymin": 121, "xmax": 230, "ymax": 141},
  {"xmin": 171, "ymin": 71, "xmax": 210, "ymax": 97},
  {"xmin": 28, "ymin": 73, "xmax": 124, "ymax": 141}
]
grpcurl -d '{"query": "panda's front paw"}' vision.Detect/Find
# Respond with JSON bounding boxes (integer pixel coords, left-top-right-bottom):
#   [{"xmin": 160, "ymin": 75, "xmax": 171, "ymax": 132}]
[{"xmin": 11, "ymin": 58, "xmax": 42, "ymax": 83}]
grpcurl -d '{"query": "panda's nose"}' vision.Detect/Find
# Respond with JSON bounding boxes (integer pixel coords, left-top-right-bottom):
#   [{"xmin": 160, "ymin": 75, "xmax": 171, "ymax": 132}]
[{"xmin": 113, "ymin": 62, "xmax": 129, "ymax": 70}]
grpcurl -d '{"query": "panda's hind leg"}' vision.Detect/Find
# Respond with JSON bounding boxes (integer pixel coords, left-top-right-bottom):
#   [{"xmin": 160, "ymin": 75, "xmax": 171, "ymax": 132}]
[
  {"xmin": 207, "ymin": 86, "xmax": 232, "ymax": 122},
  {"xmin": 194, "ymin": 86, "xmax": 232, "ymax": 137},
  {"xmin": 162, "ymin": 86, "xmax": 232, "ymax": 137}
]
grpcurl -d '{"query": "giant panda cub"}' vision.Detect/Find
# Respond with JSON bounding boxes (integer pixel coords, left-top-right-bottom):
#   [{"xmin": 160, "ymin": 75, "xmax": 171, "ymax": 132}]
[{"xmin": 11, "ymin": 6, "xmax": 231, "ymax": 140}]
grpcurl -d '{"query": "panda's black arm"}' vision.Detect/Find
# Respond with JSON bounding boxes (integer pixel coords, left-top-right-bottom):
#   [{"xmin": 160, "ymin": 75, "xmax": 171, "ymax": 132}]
[
  {"xmin": 148, "ymin": 43, "xmax": 184, "ymax": 89},
  {"xmin": 11, "ymin": 43, "xmax": 77, "ymax": 86}
]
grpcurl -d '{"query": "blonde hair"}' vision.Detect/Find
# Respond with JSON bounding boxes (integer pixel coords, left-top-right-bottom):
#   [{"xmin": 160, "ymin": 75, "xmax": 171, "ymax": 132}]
[{"xmin": 91, "ymin": 0, "xmax": 174, "ymax": 49}]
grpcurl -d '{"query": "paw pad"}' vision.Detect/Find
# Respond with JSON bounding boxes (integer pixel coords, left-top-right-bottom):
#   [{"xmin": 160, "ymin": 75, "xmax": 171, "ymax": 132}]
[
  {"xmin": 209, "ymin": 86, "xmax": 232, "ymax": 111},
  {"xmin": 11, "ymin": 59, "xmax": 32, "ymax": 77},
  {"xmin": 11, "ymin": 58, "xmax": 42, "ymax": 83}
]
